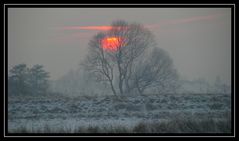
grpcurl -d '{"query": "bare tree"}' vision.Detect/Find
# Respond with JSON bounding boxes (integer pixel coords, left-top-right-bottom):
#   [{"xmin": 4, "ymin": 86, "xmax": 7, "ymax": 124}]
[
  {"xmin": 214, "ymin": 76, "xmax": 231, "ymax": 94},
  {"xmin": 83, "ymin": 32, "xmax": 117, "ymax": 95},
  {"xmin": 82, "ymin": 20, "xmax": 178, "ymax": 96},
  {"xmin": 132, "ymin": 47, "xmax": 179, "ymax": 95}
]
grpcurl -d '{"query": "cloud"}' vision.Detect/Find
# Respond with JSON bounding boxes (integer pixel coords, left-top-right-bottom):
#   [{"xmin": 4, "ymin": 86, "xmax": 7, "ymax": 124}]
[
  {"xmin": 61, "ymin": 26, "xmax": 112, "ymax": 31},
  {"xmin": 61, "ymin": 25, "xmax": 156, "ymax": 32},
  {"xmin": 160, "ymin": 14, "xmax": 223, "ymax": 26},
  {"xmin": 147, "ymin": 14, "xmax": 223, "ymax": 29},
  {"xmin": 59, "ymin": 13, "xmax": 223, "ymax": 33}
]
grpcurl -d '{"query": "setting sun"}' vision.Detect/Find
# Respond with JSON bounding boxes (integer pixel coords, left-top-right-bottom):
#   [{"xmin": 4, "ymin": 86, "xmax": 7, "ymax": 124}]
[{"xmin": 101, "ymin": 37, "xmax": 122, "ymax": 52}]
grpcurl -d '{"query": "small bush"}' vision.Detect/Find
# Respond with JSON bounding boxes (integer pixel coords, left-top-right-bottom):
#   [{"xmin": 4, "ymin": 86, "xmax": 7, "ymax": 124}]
[
  {"xmin": 145, "ymin": 103, "xmax": 158, "ymax": 111},
  {"xmin": 87, "ymin": 125, "xmax": 100, "ymax": 133},
  {"xmin": 114, "ymin": 103, "xmax": 127, "ymax": 110},
  {"xmin": 133, "ymin": 121, "xmax": 148, "ymax": 133},
  {"xmin": 111, "ymin": 125, "xmax": 129, "ymax": 133},
  {"xmin": 208, "ymin": 103, "xmax": 224, "ymax": 110},
  {"xmin": 126, "ymin": 104, "xmax": 141, "ymax": 111}
]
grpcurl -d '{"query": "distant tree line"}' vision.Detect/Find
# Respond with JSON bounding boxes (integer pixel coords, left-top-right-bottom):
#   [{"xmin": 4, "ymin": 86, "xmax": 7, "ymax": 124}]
[
  {"xmin": 8, "ymin": 64, "xmax": 50, "ymax": 95},
  {"xmin": 178, "ymin": 77, "xmax": 231, "ymax": 94}
]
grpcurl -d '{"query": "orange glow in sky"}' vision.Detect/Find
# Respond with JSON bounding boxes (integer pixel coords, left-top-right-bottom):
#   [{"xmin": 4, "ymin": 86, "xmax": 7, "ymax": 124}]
[{"xmin": 101, "ymin": 37, "xmax": 122, "ymax": 52}]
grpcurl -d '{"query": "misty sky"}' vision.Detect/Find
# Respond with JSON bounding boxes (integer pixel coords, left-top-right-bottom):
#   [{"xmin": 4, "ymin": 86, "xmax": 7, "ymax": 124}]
[{"xmin": 8, "ymin": 8, "xmax": 231, "ymax": 85}]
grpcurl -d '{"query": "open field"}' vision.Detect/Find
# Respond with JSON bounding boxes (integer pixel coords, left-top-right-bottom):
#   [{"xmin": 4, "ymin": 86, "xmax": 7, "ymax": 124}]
[{"xmin": 8, "ymin": 93, "xmax": 231, "ymax": 133}]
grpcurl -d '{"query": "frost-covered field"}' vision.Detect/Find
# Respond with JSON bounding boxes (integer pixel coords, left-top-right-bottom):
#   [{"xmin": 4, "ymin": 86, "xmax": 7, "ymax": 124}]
[{"xmin": 8, "ymin": 93, "xmax": 231, "ymax": 133}]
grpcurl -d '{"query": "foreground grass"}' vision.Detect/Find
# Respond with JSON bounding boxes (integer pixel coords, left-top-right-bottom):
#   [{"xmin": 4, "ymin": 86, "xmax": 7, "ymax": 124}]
[
  {"xmin": 10, "ymin": 116, "xmax": 231, "ymax": 133},
  {"xmin": 8, "ymin": 93, "xmax": 231, "ymax": 134}
]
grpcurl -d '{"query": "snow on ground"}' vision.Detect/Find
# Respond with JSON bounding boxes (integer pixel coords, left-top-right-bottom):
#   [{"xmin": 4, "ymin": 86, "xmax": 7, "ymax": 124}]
[{"xmin": 8, "ymin": 93, "xmax": 231, "ymax": 133}]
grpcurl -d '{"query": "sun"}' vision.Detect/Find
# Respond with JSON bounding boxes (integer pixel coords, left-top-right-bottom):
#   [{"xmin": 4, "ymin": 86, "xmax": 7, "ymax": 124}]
[{"xmin": 101, "ymin": 37, "xmax": 122, "ymax": 52}]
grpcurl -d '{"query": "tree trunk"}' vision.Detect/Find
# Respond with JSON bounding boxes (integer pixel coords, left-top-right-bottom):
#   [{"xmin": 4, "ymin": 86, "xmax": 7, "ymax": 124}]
[
  {"xmin": 117, "ymin": 58, "xmax": 123, "ymax": 96},
  {"xmin": 125, "ymin": 78, "xmax": 132, "ymax": 95},
  {"xmin": 136, "ymin": 83, "xmax": 143, "ymax": 95},
  {"xmin": 119, "ymin": 78, "xmax": 123, "ymax": 95},
  {"xmin": 109, "ymin": 80, "xmax": 117, "ymax": 96}
]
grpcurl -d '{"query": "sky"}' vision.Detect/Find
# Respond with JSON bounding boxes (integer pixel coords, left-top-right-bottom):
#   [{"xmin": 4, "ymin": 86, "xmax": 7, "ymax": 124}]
[{"xmin": 8, "ymin": 8, "xmax": 231, "ymax": 85}]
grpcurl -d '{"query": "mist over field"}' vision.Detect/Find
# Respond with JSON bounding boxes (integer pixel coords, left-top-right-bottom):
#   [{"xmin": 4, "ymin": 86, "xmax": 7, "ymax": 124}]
[{"xmin": 7, "ymin": 7, "xmax": 232, "ymax": 134}]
